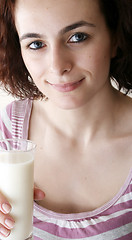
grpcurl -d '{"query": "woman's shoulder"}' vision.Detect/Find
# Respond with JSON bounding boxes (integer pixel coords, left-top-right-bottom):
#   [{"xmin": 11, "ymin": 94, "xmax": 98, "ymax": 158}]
[
  {"xmin": 0, "ymin": 98, "xmax": 32, "ymax": 118},
  {"xmin": 0, "ymin": 100, "xmax": 14, "ymax": 139},
  {"xmin": 0, "ymin": 98, "xmax": 32, "ymax": 139},
  {"xmin": 11, "ymin": 98, "xmax": 32, "ymax": 117},
  {"xmin": 117, "ymin": 93, "xmax": 132, "ymax": 133},
  {"xmin": 123, "ymin": 94, "xmax": 132, "ymax": 119}
]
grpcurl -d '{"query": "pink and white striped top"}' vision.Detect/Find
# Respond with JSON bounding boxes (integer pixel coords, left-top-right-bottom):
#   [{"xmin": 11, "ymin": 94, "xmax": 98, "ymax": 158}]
[{"xmin": 0, "ymin": 99, "xmax": 132, "ymax": 240}]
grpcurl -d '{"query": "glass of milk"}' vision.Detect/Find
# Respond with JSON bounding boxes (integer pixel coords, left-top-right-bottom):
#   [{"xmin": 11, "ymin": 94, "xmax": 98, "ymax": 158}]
[{"xmin": 0, "ymin": 139, "xmax": 36, "ymax": 240}]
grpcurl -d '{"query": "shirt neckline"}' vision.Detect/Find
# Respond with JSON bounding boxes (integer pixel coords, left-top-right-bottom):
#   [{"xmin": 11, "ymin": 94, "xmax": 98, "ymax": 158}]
[{"xmin": 34, "ymin": 167, "xmax": 132, "ymax": 220}]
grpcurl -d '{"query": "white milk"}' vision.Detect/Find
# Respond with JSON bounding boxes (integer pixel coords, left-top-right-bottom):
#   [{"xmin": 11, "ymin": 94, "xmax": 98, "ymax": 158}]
[{"xmin": 0, "ymin": 152, "xmax": 34, "ymax": 240}]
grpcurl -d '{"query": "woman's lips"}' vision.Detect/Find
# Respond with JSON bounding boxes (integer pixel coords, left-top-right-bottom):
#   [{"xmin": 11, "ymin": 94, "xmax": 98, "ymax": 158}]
[{"xmin": 48, "ymin": 78, "xmax": 84, "ymax": 92}]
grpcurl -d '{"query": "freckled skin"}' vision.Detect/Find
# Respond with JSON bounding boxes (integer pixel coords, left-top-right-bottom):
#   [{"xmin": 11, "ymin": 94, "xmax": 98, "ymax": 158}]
[{"xmin": 15, "ymin": 0, "xmax": 116, "ymax": 110}]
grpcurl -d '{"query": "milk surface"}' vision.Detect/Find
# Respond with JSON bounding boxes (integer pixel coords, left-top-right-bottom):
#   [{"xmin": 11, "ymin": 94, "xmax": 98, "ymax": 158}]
[{"xmin": 0, "ymin": 152, "xmax": 34, "ymax": 240}]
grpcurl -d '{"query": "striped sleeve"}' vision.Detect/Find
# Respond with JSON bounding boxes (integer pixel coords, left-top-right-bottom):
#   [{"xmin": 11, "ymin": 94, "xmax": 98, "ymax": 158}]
[
  {"xmin": 12, "ymin": 99, "xmax": 32, "ymax": 139},
  {"xmin": 0, "ymin": 102, "xmax": 13, "ymax": 139},
  {"xmin": 0, "ymin": 99, "xmax": 32, "ymax": 140}
]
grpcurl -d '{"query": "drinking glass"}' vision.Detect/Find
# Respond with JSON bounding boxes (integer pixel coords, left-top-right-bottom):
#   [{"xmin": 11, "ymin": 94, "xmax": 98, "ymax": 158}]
[{"xmin": 0, "ymin": 139, "xmax": 36, "ymax": 240}]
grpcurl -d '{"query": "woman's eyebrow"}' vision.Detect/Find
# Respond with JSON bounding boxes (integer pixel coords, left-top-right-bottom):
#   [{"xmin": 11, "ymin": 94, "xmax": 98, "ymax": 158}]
[
  {"xmin": 60, "ymin": 20, "xmax": 96, "ymax": 34},
  {"xmin": 20, "ymin": 33, "xmax": 44, "ymax": 41},
  {"xmin": 20, "ymin": 20, "xmax": 96, "ymax": 41}
]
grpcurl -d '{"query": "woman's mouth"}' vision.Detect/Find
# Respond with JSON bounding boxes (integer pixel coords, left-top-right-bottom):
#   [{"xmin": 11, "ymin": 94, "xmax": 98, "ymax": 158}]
[{"xmin": 48, "ymin": 78, "xmax": 85, "ymax": 92}]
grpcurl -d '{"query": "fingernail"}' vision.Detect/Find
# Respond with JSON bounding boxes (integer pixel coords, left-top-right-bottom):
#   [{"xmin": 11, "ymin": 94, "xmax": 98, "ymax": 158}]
[
  {"xmin": 0, "ymin": 227, "xmax": 10, "ymax": 237},
  {"xmin": 5, "ymin": 219, "xmax": 15, "ymax": 229},
  {"xmin": 2, "ymin": 203, "xmax": 11, "ymax": 213}
]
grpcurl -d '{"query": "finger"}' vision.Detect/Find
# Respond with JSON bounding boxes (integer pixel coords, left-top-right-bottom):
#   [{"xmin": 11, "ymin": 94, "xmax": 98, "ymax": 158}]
[
  {"xmin": 0, "ymin": 223, "xmax": 11, "ymax": 238},
  {"xmin": 0, "ymin": 192, "xmax": 11, "ymax": 214},
  {"xmin": 0, "ymin": 203, "xmax": 11, "ymax": 214},
  {"xmin": 0, "ymin": 211, "xmax": 15, "ymax": 230},
  {"xmin": 34, "ymin": 188, "xmax": 45, "ymax": 200}
]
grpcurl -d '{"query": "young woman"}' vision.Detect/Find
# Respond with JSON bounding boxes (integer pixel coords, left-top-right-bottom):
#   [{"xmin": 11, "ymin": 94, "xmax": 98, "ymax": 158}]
[{"xmin": 0, "ymin": 0, "xmax": 132, "ymax": 239}]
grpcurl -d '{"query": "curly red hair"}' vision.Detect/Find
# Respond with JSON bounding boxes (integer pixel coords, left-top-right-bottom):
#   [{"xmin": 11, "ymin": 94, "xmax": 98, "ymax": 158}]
[{"xmin": 0, "ymin": 0, "xmax": 132, "ymax": 99}]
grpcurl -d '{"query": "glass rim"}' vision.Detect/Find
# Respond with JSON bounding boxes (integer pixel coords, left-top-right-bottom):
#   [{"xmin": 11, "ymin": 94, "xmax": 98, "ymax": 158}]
[{"xmin": 0, "ymin": 138, "xmax": 36, "ymax": 152}]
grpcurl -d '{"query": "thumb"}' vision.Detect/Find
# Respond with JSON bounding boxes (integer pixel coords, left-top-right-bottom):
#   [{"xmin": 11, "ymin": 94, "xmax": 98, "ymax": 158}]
[{"xmin": 34, "ymin": 187, "xmax": 45, "ymax": 201}]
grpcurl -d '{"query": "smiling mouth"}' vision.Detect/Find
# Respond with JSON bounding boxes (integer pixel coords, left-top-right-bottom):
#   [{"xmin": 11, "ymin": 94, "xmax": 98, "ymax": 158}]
[{"xmin": 48, "ymin": 78, "xmax": 85, "ymax": 92}]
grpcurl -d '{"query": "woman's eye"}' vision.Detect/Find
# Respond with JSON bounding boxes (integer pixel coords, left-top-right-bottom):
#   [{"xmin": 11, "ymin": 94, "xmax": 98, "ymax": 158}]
[
  {"xmin": 69, "ymin": 33, "xmax": 88, "ymax": 43},
  {"xmin": 28, "ymin": 41, "xmax": 45, "ymax": 50}
]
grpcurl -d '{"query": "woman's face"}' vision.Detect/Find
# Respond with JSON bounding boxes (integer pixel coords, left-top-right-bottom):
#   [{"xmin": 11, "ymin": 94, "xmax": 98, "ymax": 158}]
[{"xmin": 14, "ymin": 0, "xmax": 116, "ymax": 109}]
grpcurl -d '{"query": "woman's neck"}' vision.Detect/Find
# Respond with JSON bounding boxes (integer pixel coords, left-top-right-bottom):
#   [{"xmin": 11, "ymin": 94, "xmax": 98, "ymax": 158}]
[{"xmin": 35, "ymin": 85, "xmax": 120, "ymax": 143}]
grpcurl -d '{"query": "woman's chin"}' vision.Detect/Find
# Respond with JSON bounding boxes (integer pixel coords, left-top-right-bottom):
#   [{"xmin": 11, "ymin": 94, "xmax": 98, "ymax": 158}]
[{"xmin": 51, "ymin": 97, "xmax": 86, "ymax": 110}]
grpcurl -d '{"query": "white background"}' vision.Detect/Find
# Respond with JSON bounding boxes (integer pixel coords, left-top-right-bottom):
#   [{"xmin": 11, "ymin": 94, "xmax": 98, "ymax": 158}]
[{"xmin": 0, "ymin": 88, "xmax": 14, "ymax": 109}]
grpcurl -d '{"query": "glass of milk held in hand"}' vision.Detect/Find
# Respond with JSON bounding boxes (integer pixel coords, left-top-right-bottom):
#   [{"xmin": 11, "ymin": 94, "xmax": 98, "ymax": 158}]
[{"xmin": 0, "ymin": 139, "xmax": 36, "ymax": 240}]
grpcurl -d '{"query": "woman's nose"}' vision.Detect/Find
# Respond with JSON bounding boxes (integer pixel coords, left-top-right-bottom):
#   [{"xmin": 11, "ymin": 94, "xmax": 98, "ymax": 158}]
[{"xmin": 49, "ymin": 45, "xmax": 73, "ymax": 76}]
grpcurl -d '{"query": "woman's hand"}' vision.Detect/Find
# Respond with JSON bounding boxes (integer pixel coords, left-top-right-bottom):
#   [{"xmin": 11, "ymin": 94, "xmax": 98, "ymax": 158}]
[
  {"xmin": 0, "ymin": 188, "xmax": 45, "ymax": 237},
  {"xmin": 34, "ymin": 187, "xmax": 45, "ymax": 200},
  {"xmin": 0, "ymin": 192, "xmax": 15, "ymax": 237}
]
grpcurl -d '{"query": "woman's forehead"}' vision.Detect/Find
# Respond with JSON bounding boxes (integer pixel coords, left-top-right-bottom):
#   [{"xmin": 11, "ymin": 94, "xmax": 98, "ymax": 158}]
[
  {"xmin": 14, "ymin": 0, "xmax": 101, "ymax": 17},
  {"xmin": 14, "ymin": 0, "xmax": 103, "ymax": 32}
]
